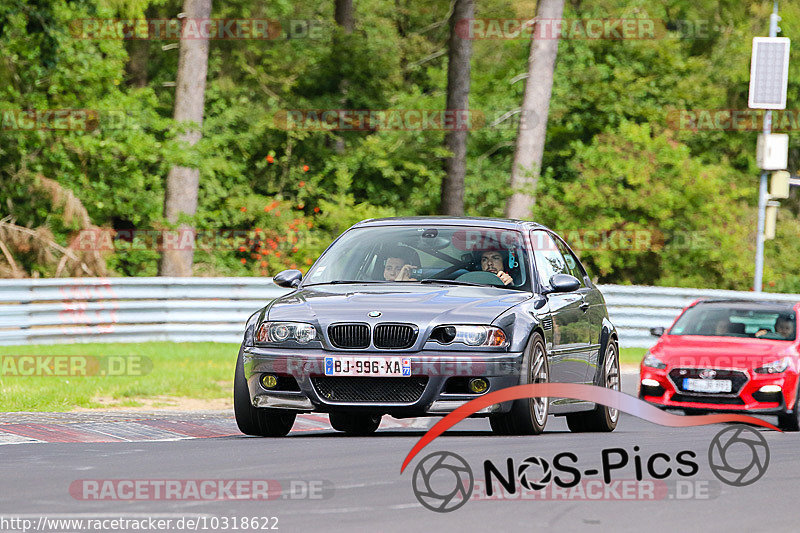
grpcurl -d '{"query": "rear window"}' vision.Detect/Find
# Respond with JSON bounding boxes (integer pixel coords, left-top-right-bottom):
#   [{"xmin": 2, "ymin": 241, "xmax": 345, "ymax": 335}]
[{"xmin": 670, "ymin": 305, "xmax": 796, "ymax": 340}]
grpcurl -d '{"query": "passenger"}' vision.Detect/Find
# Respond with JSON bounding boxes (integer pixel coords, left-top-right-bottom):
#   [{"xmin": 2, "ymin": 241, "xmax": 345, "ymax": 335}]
[{"xmin": 383, "ymin": 247, "xmax": 419, "ymax": 281}]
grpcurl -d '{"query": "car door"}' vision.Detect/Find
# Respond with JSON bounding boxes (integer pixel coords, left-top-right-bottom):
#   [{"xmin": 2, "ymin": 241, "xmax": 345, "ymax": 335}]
[
  {"xmin": 555, "ymin": 237, "xmax": 602, "ymax": 384},
  {"xmin": 530, "ymin": 231, "xmax": 592, "ymax": 386}
]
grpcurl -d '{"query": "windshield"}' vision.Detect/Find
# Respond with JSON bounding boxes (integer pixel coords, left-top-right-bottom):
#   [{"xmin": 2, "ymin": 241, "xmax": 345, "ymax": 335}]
[
  {"xmin": 303, "ymin": 225, "xmax": 531, "ymax": 290},
  {"xmin": 670, "ymin": 304, "xmax": 797, "ymax": 340}
]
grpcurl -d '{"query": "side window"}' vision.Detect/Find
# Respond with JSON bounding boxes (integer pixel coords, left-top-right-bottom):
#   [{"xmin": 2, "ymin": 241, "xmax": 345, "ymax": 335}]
[
  {"xmin": 530, "ymin": 231, "xmax": 568, "ymax": 286},
  {"xmin": 556, "ymin": 240, "xmax": 587, "ymax": 287}
]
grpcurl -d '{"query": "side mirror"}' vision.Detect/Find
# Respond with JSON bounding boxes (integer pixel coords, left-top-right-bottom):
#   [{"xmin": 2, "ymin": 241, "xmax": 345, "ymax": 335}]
[
  {"xmin": 548, "ymin": 273, "xmax": 581, "ymax": 293},
  {"xmin": 650, "ymin": 326, "xmax": 665, "ymax": 337},
  {"xmin": 274, "ymin": 269, "xmax": 302, "ymax": 288}
]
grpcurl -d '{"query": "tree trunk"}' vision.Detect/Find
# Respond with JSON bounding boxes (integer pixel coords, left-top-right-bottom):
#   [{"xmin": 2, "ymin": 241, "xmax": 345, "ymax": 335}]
[
  {"xmin": 333, "ymin": 0, "xmax": 354, "ymax": 154},
  {"xmin": 158, "ymin": 0, "xmax": 212, "ymax": 277},
  {"xmin": 440, "ymin": 0, "xmax": 474, "ymax": 216},
  {"xmin": 334, "ymin": 0, "xmax": 355, "ymax": 32},
  {"xmin": 505, "ymin": 0, "xmax": 565, "ymax": 219}
]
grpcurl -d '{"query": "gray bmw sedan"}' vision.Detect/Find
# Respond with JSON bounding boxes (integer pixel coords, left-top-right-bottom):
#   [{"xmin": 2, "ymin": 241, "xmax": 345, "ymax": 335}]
[{"xmin": 234, "ymin": 217, "xmax": 620, "ymax": 436}]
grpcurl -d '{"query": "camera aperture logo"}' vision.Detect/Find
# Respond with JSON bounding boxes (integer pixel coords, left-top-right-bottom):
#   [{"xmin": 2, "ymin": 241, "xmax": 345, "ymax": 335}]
[
  {"xmin": 708, "ymin": 426, "xmax": 769, "ymax": 487},
  {"xmin": 410, "ymin": 425, "xmax": 769, "ymax": 512},
  {"xmin": 411, "ymin": 451, "xmax": 473, "ymax": 513}
]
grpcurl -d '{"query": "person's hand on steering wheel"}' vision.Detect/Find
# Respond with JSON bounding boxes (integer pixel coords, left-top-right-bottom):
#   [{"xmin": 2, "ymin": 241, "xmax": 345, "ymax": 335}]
[{"xmin": 496, "ymin": 271, "xmax": 512, "ymax": 285}]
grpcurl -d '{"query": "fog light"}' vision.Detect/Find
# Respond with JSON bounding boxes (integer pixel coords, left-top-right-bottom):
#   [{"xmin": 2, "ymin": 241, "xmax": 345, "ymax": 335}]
[
  {"xmin": 260, "ymin": 374, "xmax": 278, "ymax": 389},
  {"xmin": 641, "ymin": 378, "xmax": 660, "ymax": 387},
  {"xmin": 468, "ymin": 378, "xmax": 489, "ymax": 394},
  {"xmin": 759, "ymin": 384, "xmax": 782, "ymax": 393}
]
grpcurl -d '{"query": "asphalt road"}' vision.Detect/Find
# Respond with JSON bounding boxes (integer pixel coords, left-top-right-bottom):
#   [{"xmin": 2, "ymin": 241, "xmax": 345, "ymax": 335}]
[{"xmin": 0, "ymin": 374, "xmax": 796, "ymax": 533}]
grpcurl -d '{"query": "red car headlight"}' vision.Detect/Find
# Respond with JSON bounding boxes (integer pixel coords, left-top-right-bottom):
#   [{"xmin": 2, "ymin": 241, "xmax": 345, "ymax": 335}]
[{"xmin": 754, "ymin": 357, "xmax": 791, "ymax": 374}]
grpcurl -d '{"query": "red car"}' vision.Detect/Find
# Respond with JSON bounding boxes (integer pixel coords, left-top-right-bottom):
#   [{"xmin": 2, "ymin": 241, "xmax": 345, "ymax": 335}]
[{"xmin": 639, "ymin": 299, "xmax": 800, "ymax": 431}]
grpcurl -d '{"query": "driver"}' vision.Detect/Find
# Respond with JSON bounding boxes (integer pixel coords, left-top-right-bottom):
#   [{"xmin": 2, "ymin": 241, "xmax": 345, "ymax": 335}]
[
  {"xmin": 480, "ymin": 250, "xmax": 513, "ymax": 286},
  {"xmin": 756, "ymin": 316, "xmax": 794, "ymax": 339}
]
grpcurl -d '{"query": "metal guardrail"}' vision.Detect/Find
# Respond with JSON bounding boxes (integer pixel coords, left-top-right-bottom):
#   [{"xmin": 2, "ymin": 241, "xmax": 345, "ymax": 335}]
[{"xmin": 1, "ymin": 278, "xmax": 798, "ymax": 348}]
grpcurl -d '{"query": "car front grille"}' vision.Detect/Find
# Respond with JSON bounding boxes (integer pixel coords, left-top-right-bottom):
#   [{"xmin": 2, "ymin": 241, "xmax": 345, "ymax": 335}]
[
  {"xmin": 328, "ymin": 323, "xmax": 370, "ymax": 349},
  {"xmin": 311, "ymin": 376, "xmax": 428, "ymax": 403},
  {"xmin": 670, "ymin": 393, "xmax": 746, "ymax": 405},
  {"xmin": 668, "ymin": 368, "xmax": 749, "ymax": 395},
  {"xmin": 374, "ymin": 324, "xmax": 417, "ymax": 349}
]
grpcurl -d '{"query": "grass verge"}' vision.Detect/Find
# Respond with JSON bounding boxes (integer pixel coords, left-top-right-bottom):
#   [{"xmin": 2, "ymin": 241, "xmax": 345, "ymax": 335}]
[{"xmin": 0, "ymin": 342, "xmax": 238, "ymax": 412}]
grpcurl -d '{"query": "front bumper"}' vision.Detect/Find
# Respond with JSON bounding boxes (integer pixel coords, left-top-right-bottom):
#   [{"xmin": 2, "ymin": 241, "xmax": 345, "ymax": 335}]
[
  {"xmin": 242, "ymin": 346, "xmax": 523, "ymax": 417},
  {"xmin": 639, "ymin": 365, "xmax": 795, "ymax": 414}
]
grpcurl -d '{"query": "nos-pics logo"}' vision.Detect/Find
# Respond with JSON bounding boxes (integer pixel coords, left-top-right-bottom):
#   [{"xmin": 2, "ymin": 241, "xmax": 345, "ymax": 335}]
[{"xmin": 411, "ymin": 425, "xmax": 769, "ymax": 513}]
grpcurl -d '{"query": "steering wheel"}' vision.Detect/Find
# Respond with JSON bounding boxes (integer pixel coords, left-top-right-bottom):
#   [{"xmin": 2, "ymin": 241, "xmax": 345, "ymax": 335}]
[
  {"xmin": 455, "ymin": 270, "xmax": 505, "ymax": 286},
  {"xmin": 428, "ymin": 257, "xmax": 476, "ymax": 280}
]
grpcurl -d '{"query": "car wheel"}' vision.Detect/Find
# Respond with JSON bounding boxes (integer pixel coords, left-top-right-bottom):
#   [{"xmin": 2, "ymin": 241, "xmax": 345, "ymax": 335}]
[
  {"xmin": 566, "ymin": 339, "xmax": 620, "ymax": 433},
  {"xmin": 778, "ymin": 384, "xmax": 800, "ymax": 432},
  {"xmin": 490, "ymin": 332, "xmax": 549, "ymax": 435},
  {"xmin": 329, "ymin": 412, "xmax": 382, "ymax": 435},
  {"xmin": 233, "ymin": 347, "xmax": 296, "ymax": 437}
]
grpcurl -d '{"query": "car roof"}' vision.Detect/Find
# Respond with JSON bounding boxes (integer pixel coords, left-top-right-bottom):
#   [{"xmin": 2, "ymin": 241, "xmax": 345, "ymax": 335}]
[
  {"xmin": 694, "ymin": 299, "xmax": 799, "ymax": 313},
  {"xmin": 351, "ymin": 216, "xmax": 549, "ymax": 231}
]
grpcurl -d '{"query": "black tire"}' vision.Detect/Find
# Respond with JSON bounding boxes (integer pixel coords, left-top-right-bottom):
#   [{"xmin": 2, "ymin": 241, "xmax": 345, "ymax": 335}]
[
  {"xmin": 329, "ymin": 412, "xmax": 382, "ymax": 435},
  {"xmin": 489, "ymin": 332, "xmax": 549, "ymax": 435},
  {"xmin": 233, "ymin": 347, "xmax": 296, "ymax": 437},
  {"xmin": 566, "ymin": 339, "xmax": 620, "ymax": 433},
  {"xmin": 778, "ymin": 385, "xmax": 800, "ymax": 432}
]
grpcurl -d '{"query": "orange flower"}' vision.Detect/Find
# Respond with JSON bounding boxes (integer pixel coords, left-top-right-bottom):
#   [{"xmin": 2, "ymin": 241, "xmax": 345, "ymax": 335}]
[
  {"xmin": 299, "ymin": 181, "xmax": 305, "ymax": 187},
  {"xmin": 266, "ymin": 155, "xmax": 274, "ymax": 163},
  {"xmin": 290, "ymin": 263, "xmax": 297, "ymax": 269},
  {"xmin": 260, "ymin": 260, "xmax": 267, "ymax": 267},
  {"xmin": 275, "ymin": 251, "xmax": 282, "ymax": 257},
  {"xmin": 238, "ymin": 246, "xmax": 246, "ymax": 252},
  {"xmin": 307, "ymin": 222, "xmax": 313, "ymax": 228},
  {"xmin": 302, "ymin": 165, "xmax": 309, "ymax": 172},
  {"xmin": 292, "ymin": 247, "xmax": 298, "ymax": 253},
  {"xmin": 274, "ymin": 210, "xmax": 281, "ymax": 216},
  {"xmin": 255, "ymin": 227, "xmax": 262, "ymax": 234},
  {"xmin": 240, "ymin": 258, "xmax": 247, "ymax": 264},
  {"xmin": 313, "ymin": 207, "xmax": 320, "ymax": 213},
  {"xmin": 264, "ymin": 201, "xmax": 279, "ymax": 212},
  {"xmin": 297, "ymin": 203, "xmax": 305, "ymax": 209},
  {"xmin": 240, "ymin": 206, "xmax": 247, "ymax": 212},
  {"xmin": 305, "ymin": 258, "xmax": 313, "ymax": 265}
]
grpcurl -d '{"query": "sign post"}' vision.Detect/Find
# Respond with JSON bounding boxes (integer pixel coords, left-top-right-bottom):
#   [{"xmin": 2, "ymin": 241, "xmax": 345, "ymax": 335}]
[{"xmin": 749, "ymin": 2, "xmax": 789, "ymax": 292}]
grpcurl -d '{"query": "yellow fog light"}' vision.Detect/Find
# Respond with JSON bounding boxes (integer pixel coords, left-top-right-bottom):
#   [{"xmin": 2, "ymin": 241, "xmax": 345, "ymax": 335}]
[
  {"xmin": 759, "ymin": 384, "xmax": 782, "ymax": 393},
  {"xmin": 260, "ymin": 374, "xmax": 278, "ymax": 389},
  {"xmin": 468, "ymin": 378, "xmax": 489, "ymax": 394}
]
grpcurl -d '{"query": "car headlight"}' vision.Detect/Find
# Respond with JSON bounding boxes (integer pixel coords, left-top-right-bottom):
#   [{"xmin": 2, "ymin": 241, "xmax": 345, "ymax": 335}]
[
  {"xmin": 430, "ymin": 325, "xmax": 508, "ymax": 347},
  {"xmin": 256, "ymin": 322, "xmax": 317, "ymax": 344},
  {"xmin": 642, "ymin": 352, "xmax": 667, "ymax": 369},
  {"xmin": 754, "ymin": 357, "xmax": 790, "ymax": 374}
]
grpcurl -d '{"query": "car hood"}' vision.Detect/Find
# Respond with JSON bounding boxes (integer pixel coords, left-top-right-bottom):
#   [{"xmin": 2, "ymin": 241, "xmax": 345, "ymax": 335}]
[
  {"xmin": 266, "ymin": 284, "xmax": 531, "ymax": 327},
  {"xmin": 652, "ymin": 334, "xmax": 797, "ymax": 367}
]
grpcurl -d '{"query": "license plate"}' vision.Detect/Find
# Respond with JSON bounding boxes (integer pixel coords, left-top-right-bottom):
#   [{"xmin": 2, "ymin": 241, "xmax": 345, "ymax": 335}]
[
  {"xmin": 683, "ymin": 378, "xmax": 732, "ymax": 393},
  {"xmin": 324, "ymin": 357, "xmax": 411, "ymax": 377}
]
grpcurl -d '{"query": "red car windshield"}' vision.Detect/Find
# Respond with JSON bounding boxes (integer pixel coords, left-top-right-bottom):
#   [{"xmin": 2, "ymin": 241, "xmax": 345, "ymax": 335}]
[{"xmin": 669, "ymin": 304, "xmax": 797, "ymax": 341}]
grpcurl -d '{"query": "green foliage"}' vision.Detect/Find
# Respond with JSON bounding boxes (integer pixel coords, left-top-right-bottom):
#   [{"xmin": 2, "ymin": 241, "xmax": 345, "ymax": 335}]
[{"xmin": 2, "ymin": 0, "xmax": 800, "ymax": 291}]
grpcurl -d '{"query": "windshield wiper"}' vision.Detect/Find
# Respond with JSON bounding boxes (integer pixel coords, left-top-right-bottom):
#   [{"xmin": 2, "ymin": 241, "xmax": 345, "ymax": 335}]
[
  {"xmin": 321, "ymin": 280, "xmax": 393, "ymax": 285},
  {"xmin": 419, "ymin": 279, "xmax": 490, "ymax": 287}
]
